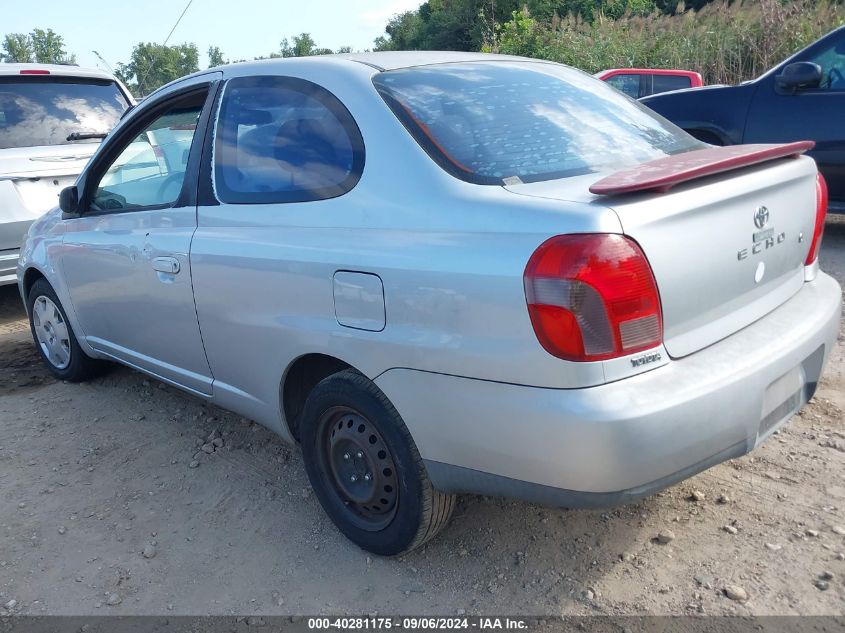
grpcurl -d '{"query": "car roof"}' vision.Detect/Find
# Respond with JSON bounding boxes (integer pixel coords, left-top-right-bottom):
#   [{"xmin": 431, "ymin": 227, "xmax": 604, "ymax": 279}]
[
  {"xmin": 335, "ymin": 50, "xmax": 535, "ymax": 71},
  {"xmin": 0, "ymin": 63, "xmax": 117, "ymax": 81},
  {"xmin": 211, "ymin": 51, "xmax": 546, "ymax": 77},
  {"xmin": 597, "ymin": 68, "xmax": 702, "ymax": 77},
  {"xmin": 159, "ymin": 51, "xmax": 563, "ymax": 98}
]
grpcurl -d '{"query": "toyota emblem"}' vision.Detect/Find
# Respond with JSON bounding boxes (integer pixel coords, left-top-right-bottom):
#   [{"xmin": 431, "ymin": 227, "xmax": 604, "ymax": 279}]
[{"xmin": 754, "ymin": 205, "xmax": 769, "ymax": 230}]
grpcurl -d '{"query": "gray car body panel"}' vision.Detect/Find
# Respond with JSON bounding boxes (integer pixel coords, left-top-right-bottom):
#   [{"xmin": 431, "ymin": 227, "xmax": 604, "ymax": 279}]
[
  {"xmin": 17, "ymin": 53, "xmax": 842, "ymax": 503},
  {"xmin": 507, "ymin": 157, "xmax": 820, "ymax": 358},
  {"xmin": 379, "ymin": 272, "xmax": 839, "ymax": 494}
]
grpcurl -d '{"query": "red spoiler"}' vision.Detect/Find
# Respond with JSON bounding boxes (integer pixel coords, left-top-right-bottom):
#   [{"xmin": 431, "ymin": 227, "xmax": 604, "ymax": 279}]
[{"xmin": 589, "ymin": 141, "xmax": 815, "ymax": 195}]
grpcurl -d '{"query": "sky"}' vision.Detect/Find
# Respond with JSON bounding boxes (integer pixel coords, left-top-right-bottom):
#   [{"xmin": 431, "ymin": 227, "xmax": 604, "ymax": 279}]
[{"xmin": 3, "ymin": 0, "xmax": 425, "ymax": 71}]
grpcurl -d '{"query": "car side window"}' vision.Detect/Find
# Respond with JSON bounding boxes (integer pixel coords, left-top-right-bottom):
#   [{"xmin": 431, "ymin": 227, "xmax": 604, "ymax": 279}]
[
  {"xmin": 90, "ymin": 91, "xmax": 206, "ymax": 213},
  {"xmin": 805, "ymin": 39, "xmax": 845, "ymax": 90},
  {"xmin": 214, "ymin": 75, "xmax": 365, "ymax": 204},
  {"xmin": 651, "ymin": 74, "xmax": 692, "ymax": 94},
  {"xmin": 605, "ymin": 74, "xmax": 641, "ymax": 99}
]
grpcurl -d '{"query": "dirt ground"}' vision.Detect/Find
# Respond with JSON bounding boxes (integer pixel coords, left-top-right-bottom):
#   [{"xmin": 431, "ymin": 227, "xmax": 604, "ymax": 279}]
[{"xmin": 0, "ymin": 219, "xmax": 843, "ymax": 618}]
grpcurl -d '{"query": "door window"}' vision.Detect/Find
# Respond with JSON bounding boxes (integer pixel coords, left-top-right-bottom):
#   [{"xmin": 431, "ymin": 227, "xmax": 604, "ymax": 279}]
[
  {"xmin": 605, "ymin": 74, "xmax": 641, "ymax": 98},
  {"xmin": 650, "ymin": 74, "xmax": 692, "ymax": 95},
  {"xmin": 214, "ymin": 76, "xmax": 365, "ymax": 204},
  {"xmin": 90, "ymin": 91, "xmax": 206, "ymax": 212},
  {"xmin": 805, "ymin": 38, "xmax": 845, "ymax": 90}
]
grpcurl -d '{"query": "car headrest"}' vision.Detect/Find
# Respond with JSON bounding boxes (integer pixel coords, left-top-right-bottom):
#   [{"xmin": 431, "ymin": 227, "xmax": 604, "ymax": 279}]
[{"xmin": 274, "ymin": 118, "xmax": 337, "ymax": 167}]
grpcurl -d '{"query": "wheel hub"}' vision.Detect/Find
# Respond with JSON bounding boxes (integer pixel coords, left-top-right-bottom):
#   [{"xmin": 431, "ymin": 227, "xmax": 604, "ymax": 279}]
[
  {"xmin": 323, "ymin": 409, "xmax": 399, "ymax": 530},
  {"xmin": 31, "ymin": 295, "xmax": 71, "ymax": 370}
]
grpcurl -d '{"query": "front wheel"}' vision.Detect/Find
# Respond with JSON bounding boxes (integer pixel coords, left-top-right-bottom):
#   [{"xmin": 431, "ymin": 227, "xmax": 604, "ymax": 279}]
[
  {"xmin": 28, "ymin": 278, "xmax": 100, "ymax": 382},
  {"xmin": 301, "ymin": 369, "xmax": 455, "ymax": 556}
]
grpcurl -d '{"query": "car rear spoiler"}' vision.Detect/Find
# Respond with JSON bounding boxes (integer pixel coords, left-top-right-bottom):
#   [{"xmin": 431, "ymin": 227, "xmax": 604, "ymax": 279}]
[{"xmin": 589, "ymin": 141, "xmax": 815, "ymax": 195}]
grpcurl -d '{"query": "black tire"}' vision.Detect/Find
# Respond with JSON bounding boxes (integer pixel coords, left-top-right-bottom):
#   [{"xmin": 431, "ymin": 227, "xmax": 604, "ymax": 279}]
[
  {"xmin": 27, "ymin": 278, "xmax": 100, "ymax": 382},
  {"xmin": 301, "ymin": 369, "xmax": 455, "ymax": 556}
]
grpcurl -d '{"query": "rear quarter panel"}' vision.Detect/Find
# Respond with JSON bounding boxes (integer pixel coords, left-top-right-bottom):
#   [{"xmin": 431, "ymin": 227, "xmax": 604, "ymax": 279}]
[{"xmin": 189, "ymin": 60, "xmax": 628, "ymax": 436}]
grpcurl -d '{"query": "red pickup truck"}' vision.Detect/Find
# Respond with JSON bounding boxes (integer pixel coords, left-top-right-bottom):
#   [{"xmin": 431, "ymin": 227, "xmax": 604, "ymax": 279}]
[{"xmin": 595, "ymin": 68, "xmax": 704, "ymax": 99}]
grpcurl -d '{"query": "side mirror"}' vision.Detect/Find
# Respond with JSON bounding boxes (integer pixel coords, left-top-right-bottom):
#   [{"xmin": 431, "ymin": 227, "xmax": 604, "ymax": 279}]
[
  {"xmin": 59, "ymin": 186, "xmax": 79, "ymax": 216},
  {"xmin": 776, "ymin": 62, "xmax": 822, "ymax": 92}
]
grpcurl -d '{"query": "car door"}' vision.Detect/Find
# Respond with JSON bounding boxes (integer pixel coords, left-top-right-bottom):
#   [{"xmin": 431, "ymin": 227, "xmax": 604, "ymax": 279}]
[
  {"xmin": 189, "ymin": 74, "xmax": 366, "ymax": 429},
  {"xmin": 745, "ymin": 33, "xmax": 845, "ymax": 206},
  {"xmin": 58, "ymin": 73, "xmax": 221, "ymax": 394}
]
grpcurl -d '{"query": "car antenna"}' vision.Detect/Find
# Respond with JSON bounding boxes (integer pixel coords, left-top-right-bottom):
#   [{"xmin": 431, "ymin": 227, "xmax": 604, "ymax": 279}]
[{"xmin": 135, "ymin": 0, "xmax": 194, "ymax": 94}]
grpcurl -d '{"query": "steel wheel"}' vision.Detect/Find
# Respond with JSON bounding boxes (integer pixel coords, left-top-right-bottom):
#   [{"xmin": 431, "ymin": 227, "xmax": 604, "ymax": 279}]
[
  {"xmin": 302, "ymin": 370, "xmax": 456, "ymax": 555},
  {"xmin": 31, "ymin": 295, "xmax": 71, "ymax": 370},
  {"xmin": 320, "ymin": 406, "xmax": 399, "ymax": 531}
]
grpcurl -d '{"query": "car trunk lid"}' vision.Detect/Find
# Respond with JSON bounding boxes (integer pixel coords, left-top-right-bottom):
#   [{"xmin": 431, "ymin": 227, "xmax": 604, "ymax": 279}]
[
  {"xmin": 0, "ymin": 144, "xmax": 96, "ymax": 179},
  {"xmin": 506, "ymin": 153, "xmax": 820, "ymax": 358},
  {"xmin": 0, "ymin": 145, "xmax": 95, "ymax": 250}
]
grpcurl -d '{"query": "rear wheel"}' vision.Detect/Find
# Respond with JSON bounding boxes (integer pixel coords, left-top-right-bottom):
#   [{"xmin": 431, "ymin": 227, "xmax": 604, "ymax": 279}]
[
  {"xmin": 28, "ymin": 278, "xmax": 100, "ymax": 382},
  {"xmin": 301, "ymin": 369, "xmax": 455, "ymax": 556}
]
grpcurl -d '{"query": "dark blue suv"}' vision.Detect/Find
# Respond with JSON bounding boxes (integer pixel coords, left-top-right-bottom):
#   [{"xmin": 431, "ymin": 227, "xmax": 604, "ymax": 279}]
[{"xmin": 641, "ymin": 26, "xmax": 845, "ymax": 211}]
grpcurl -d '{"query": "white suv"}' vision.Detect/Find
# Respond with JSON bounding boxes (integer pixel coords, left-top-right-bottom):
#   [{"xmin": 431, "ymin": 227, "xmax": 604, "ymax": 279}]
[{"xmin": 0, "ymin": 64, "xmax": 133, "ymax": 284}]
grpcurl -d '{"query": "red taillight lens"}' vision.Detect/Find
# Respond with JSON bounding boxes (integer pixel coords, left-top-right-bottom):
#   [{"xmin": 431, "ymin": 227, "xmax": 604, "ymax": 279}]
[
  {"xmin": 806, "ymin": 172, "xmax": 828, "ymax": 266},
  {"xmin": 524, "ymin": 234, "xmax": 663, "ymax": 362},
  {"xmin": 19, "ymin": 69, "xmax": 50, "ymax": 75}
]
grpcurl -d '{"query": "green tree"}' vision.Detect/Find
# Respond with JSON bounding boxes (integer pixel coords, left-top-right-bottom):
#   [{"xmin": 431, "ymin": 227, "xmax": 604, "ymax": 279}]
[
  {"xmin": 1, "ymin": 33, "xmax": 33, "ymax": 62},
  {"xmin": 484, "ymin": 9, "xmax": 551, "ymax": 58},
  {"xmin": 484, "ymin": 0, "xmax": 844, "ymax": 85},
  {"xmin": 115, "ymin": 42, "xmax": 199, "ymax": 96},
  {"xmin": 279, "ymin": 33, "xmax": 333, "ymax": 57},
  {"xmin": 1, "ymin": 28, "xmax": 75, "ymax": 64},
  {"xmin": 375, "ymin": 11, "xmax": 425, "ymax": 50},
  {"xmin": 30, "ymin": 28, "xmax": 77, "ymax": 64},
  {"xmin": 207, "ymin": 45, "xmax": 226, "ymax": 68},
  {"xmin": 375, "ymin": 0, "xmax": 527, "ymax": 51},
  {"xmin": 374, "ymin": 0, "xmax": 682, "ymax": 51}
]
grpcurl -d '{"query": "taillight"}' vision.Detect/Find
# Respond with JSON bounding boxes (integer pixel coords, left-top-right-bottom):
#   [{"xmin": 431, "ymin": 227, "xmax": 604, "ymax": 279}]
[
  {"xmin": 19, "ymin": 69, "xmax": 50, "ymax": 75},
  {"xmin": 524, "ymin": 234, "xmax": 663, "ymax": 362},
  {"xmin": 805, "ymin": 172, "xmax": 828, "ymax": 266}
]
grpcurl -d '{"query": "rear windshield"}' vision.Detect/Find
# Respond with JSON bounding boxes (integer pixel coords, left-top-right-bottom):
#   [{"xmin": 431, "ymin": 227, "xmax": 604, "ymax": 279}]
[
  {"xmin": 373, "ymin": 62, "xmax": 700, "ymax": 185},
  {"xmin": 0, "ymin": 77, "xmax": 130, "ymax": 149}
]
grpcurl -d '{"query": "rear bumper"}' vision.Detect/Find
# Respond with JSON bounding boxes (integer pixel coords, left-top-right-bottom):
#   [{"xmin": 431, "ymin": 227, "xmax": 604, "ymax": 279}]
[
  {"xmin": 0, "ymin": 248, "xmax": 20, "ymax": 286},
  {"xmin": 0, "ymin": 215, "xmax": 32, "ymax": 286},
  {"xmin": 375, "ymin": 272, "xmax": 842, "ymax": 507}
]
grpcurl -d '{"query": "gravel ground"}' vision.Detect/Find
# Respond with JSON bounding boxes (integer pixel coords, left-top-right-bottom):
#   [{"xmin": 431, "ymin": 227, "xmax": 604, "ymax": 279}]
[{"xmin": 0, "ymin": 217, "xmax": 843, "ymax": 617}]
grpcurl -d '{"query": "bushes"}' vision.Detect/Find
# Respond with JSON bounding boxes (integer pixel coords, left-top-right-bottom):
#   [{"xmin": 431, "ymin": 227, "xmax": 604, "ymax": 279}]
[{"xmin": 485, "ymin": 0, "xmax": 845, "ymax": 84}]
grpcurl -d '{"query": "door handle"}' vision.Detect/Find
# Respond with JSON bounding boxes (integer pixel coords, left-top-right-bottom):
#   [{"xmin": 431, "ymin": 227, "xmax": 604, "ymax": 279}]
[{"xmin": 152, "ymin": 256, "xmax": 180, "ymax": 274}]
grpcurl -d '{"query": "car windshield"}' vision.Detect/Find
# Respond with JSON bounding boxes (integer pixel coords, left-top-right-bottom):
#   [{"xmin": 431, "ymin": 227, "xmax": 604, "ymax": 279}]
[
  {"xmin": 373, "ymin": 61, "xmax": 701, "ymax": 185},
  {"xmin": 0, "ymin": 77, "xmax": 129, "ymax": 150}
]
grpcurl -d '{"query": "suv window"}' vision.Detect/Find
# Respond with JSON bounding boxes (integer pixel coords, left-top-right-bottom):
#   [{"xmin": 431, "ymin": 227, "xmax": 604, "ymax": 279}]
[
  {"xmin": 90, "ymin": 91, "xmax": 205, "ymax": 212},
  {"xmin": 805, "ymin": 38, "xmax": 845, "ymax": 90},
  {"xmin": 648, "ymin": 74, "xmax": 692, "ymax": 95},
  {"xmin": 214, "ymin": 76, "xmax": 364, "ymax": 204},
  {"xmin": 605, "ymin": 74, "xmax": 640, "ymax": 98},
  {"xmin": 0, "ymin": 77, "xmax": 129, "ymax": 149}
]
